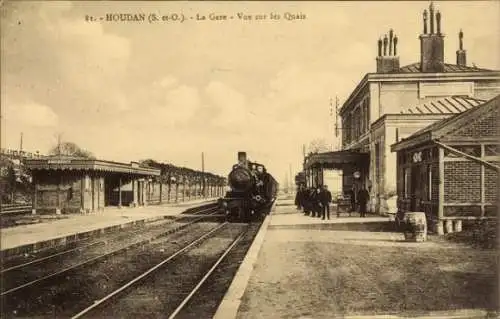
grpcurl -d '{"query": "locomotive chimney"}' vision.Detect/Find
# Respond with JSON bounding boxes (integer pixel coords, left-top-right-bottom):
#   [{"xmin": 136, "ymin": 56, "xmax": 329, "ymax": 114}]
[{"xmin": 237, "ymin": 152, "xmax": 247, "ymax": 165}]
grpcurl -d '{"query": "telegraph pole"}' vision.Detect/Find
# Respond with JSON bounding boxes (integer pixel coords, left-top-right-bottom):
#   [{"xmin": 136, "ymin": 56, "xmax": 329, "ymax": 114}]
[
  {"xmin": 19, "ymin": 132, "xmax": 23, "ymax": 153},
  {"xmin": 201, "ymin": 152, "xmax": 205, "ymax": 197},
  {"xmin": 57, "ymin": 133, "xmax": 62, "ymax": 156},
  {"xmin": 335, "ymin": 96, "xmax": 341, "ymax": 151}
]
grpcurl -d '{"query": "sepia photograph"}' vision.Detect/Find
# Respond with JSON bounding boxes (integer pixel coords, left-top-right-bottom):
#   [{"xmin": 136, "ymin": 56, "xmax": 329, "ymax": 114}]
[{"xmin": 0, "ymin": 1, "xmax": 499, "ymax": 318}]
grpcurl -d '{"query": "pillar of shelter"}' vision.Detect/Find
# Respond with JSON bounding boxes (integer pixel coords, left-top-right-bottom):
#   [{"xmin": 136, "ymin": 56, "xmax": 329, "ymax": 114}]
[
  {"xmin": 32, "ymin": 174, "xmax": 37, "ymax": 215},
  {"xmin": 131, "ymin": 179, "xmax": 137, "ymax": 207},
  {"xmin": 159, "ymin": 181, "xmax": 163, "ymax": 204},
  {"xmin": 118, "ymin": 177, "xmax": 123, "ymax": 208},
  {"xmin": 167, "ymin": 182, "xmax": 171, "ymax": 203},
  {"xmin": 143, "ymin": 179, "xmax": 148, "ymax": 206},
  {"xmin": 182, "ymin": 182, "xmax": 186, "ymax": 202},
  {"xmin": 175, "ymin": 183, "xmax": 179, "ymax": 202}
]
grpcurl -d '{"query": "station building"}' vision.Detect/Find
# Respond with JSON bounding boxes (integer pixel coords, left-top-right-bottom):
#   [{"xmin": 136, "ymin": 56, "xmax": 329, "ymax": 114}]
[
  {"xmin": 306, "ymin": 3, "xmax": 500, "ymax": 213},
  {"xmin": 391, "ymin": 94, "xmax": 500, "ymax": 234},
  {"xmin": 25, "ymin": 157, "xmax": 227, "ymax": 214},
  {"xmin": 25, "ymin": 157, "xmax": 160, "ymax": 214}
]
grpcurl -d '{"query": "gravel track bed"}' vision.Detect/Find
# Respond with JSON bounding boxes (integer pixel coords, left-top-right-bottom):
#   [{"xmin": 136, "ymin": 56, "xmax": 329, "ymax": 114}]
[
  {"xmin": 1, "ymin": 215, "xmax": 221, "ymax": 294},
  {"xmin": 1, "ymin": 221, "xmax": 222, "ymax": 318},
  {"xmin": 176, "ymin": 221, "xmax": 264, "ymax": 318},
  {"xmin": 89, "ymin": 223, "xmax": 248, "ymax": 318}
]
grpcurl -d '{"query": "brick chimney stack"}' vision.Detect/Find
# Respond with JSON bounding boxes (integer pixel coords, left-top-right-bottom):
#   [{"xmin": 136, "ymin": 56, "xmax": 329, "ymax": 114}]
[
  {"xmin": 456, "ymin": 29, "xmax": 467, "ymax": 66},
  {"xmin": 419, "ymin": 2, "xmax": 445, "ymax": 72},
  {"xmin": 376, "ymin": 29, "xmax": 400, "ymax": 73}
]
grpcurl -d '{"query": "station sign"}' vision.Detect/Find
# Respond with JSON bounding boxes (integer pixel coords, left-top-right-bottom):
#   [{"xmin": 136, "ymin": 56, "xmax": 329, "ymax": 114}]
[
  {"xmin": 48, "ymin": 159, "xmax": 72, "ymax": 164},
  {"xmin": 413, "ymin": 151, "xmax": 423, "ymax": 163}
]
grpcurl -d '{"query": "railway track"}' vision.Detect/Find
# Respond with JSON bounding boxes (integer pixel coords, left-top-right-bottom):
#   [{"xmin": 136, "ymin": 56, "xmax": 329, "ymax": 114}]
[
  {"xmin": 2, "ymin": 202, "xmax": 219, "ymax": 268},
  {"xmin": 1, "ymin": 204, "xmax": 220, "ymax": 293},
  {"xmin": 70, "ymin": 220, "xmax": 263, "ymax": 319},
  {"xmin": 0, "ymin": 203, "xmax": 32, "ymax": 216},
  {"xmin": 1, "ymin": 202, "xmax": 268, "ymax": 318},
  {"xmin": 2, "ymin": 221, "xmax": 266, "ymax": 318},
  {"xmin": 1, "ymin": 221, "xmax": 233, "ymax": 317},
  {"xmin": 71, "ymin": 222, "xmax": 244, "ymax": 318},
  {"xmin": 0, "ymin": 204, "xmax": 222, "ymax": 315}
]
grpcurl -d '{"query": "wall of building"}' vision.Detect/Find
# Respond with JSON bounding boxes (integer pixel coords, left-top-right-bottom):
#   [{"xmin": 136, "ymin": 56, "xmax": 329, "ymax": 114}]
[
  {"xmin": 475, "ymin": 80, "xmax": 500, "ymax": 100},
  {"xmin": 370, "ymin": 116, "xmax": 450, "ymax": 213},
  {"xmin": 81, "ymin": 175, "xmax": 105, "ymax": 213},
  {"xmin": 395, "ymin": 145, "xmax": 440, "ymax": 223},
  {"xmin": 35, "ymin": 172, "xmax": 84, "ymax": 214}
]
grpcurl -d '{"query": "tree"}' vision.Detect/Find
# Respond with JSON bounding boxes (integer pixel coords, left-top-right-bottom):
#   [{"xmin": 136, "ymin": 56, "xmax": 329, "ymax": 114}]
[
  {"xmin": 48, "ymin": 142, "xmax": 95, "ymax": 158},
  {"xmin": 0, "ymin": 157, "xmax": 32, "ymax": 204},
  {"xmin": 307, "ymin": 138, "xmax": 331, "ymax": 154}
]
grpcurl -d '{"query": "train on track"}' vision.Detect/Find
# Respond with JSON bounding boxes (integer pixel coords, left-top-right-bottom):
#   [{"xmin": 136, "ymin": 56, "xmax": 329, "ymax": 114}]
[{"xmin": 219, "ymin": 152, "xmax": 278, "ymax": 222}]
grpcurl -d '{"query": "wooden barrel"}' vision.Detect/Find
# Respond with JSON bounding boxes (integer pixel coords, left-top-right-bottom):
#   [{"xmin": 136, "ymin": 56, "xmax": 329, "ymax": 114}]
[{"xmin": 403, "ymin": 212, "xmax": 427, "ymax": 242}]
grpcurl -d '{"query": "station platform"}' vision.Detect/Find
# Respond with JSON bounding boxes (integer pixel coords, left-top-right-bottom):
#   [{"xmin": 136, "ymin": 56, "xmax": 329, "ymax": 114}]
[
  {"xmin": 0, "ymin": 198, "xmax": 217, "ymax": 258},
  {"xmin": 215, "ymin": 198, "xmax": 496, "ymax": 319}
]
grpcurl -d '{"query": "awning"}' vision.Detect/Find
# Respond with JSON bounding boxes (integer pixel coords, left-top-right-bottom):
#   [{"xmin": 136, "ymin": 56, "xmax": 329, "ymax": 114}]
[
  {"xmin": 25, "ymin": 157, "xmax": 161, "ymax": 176},
  {"xmin": 304, "ymin": 150, "xmax": 369, "ymax": 170}
]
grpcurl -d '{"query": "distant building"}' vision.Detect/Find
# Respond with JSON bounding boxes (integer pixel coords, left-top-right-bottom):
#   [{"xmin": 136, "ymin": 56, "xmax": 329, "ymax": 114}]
[{"xmin": 337, "ymin": 2, "xmax": 500, "ymax": 213}]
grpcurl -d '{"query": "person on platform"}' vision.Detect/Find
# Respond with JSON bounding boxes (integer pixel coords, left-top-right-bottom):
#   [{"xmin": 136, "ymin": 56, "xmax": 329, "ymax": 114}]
[
  {"xmin": 302, "ymin": 187, "xmax": 312, "ymax": 216},
  {"xmin": 307, "ymin": 187, "xmax": 316, "ymax": 217},
  {"xmin": 357, "ymin": 185, "xmax": 370, "ymax": 218},
  {"xmin": 347, "ymin": 186, "xmax": 356, "ymax": 216},
  {"xmin": 320, "ymin": 185, "xmax": 332, "ymax": 220},
  {"xmin": 295, "ymin": 185, "xmax": 304, "ymax": 210},
  {"xmin": 312, "ymin": 187, "xmax": 322, "ymax": 218}
]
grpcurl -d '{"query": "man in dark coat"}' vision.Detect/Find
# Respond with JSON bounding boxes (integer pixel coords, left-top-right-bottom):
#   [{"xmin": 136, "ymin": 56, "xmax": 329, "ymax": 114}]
[
  {"xmin": 295, "ymin": 185, "xmax": 303, "ymax": 210},
  {"xmin": 357, "ymin": 185, "xmax": 370, "ymax": 218},
  {"xmin": 347, "ymin": 186, "xmax": 356, "ymax": 216},
  {"xmin": 310, "ymin": 187, "xmax": 321, "ymax": 217},
  {"xmin": 303, "ymin": 187, "xmax": 311, "ymax": 216},
  {"xmin": 320, "ymin": 185, "xmax": 332, "ymax": 220}
]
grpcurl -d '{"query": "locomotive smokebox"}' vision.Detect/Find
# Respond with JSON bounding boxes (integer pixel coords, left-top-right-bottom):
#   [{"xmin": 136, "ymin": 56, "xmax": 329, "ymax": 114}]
[{"xmin": 228, "ymin": 166, "xmax": 253, "ymax": 191}]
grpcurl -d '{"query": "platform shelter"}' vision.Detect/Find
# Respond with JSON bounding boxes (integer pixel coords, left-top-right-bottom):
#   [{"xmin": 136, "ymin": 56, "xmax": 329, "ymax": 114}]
[
  {"xmin": 303, "ymin": 150, "xmax": 370, "ymax": 196},
  {"xmin": 391, "ymin": 95, "xmax": 500, "ymax": 234},
  {"xmin": 25, "ymin": 157, "xmax": 161, "ymax": 214}
]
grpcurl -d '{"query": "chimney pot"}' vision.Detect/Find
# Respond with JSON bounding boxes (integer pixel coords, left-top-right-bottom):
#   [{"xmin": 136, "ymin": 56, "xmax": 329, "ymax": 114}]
[
  {"xmin": 389, "ymin": 29, "xmax": 394, "ymax": 55},
  {"xmin": 420, "ymin": 2, "xmax": 445, "ymax": 72},
  {"xmin": 429, "ymin": 2, "xmax": 435, "ymax": 34},
  {"xmin": 436, "ymin": 11, "xmax": 441, "ymax": 34},
  {"xmin": 377, "ymin": 38, "xmax": 382, "ymax": 57},
  {"xmin": 423, "ymin": 10, "xmax": 428, "ymax": 34},
  {"xmin": 456, "ymin": 29, "xmax": 466, "ymax": 66},
  {"xmin": 393, "ymin": 35, "xmax": 398, "ymax": 56},
  {"xmin": 459, "ymin": 29, "xmax": 464, "ymax": 50},
  {"xmin": 383, "ymin": 34, "xmax": 388, "ymax": 56}
]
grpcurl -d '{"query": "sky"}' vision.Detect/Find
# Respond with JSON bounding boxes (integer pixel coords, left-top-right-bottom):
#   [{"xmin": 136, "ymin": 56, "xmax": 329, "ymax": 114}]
[{"xmin": 1, "ymin": 1, "xmax": 499, "ymax": 184}]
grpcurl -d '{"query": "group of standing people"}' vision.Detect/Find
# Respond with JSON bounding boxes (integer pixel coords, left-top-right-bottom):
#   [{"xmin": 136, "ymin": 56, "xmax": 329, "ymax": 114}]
[
  {"xmin": 295, "ymin": 184, "xmax": 371, "ymax": 218},
  {"xmin": 295, "ymin": 185, "xmax": 332, "ymax": 220}
]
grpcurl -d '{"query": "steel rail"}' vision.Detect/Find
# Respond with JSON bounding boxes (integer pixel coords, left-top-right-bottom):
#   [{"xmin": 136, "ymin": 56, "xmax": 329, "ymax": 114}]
[
  {"xmin": 1, "ymin": 240, "xmax": 105, "ymax": 274},
  {"xmin": 168, "ymin": 230, "xmax": 246, "ymax": 319},
  {"xmin": 0, "ymin": 210, "xmax": 220, "ymax": 297},
  {"xmin": 1, "ymin": 205, "xmax": 218, "ymax": 274},
  {"xmin": 70, "ymin": 222, "xmax": 229, "ymax": 319}
]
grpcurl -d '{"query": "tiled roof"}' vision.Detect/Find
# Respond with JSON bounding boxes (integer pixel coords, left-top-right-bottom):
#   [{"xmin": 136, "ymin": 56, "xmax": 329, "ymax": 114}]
[
  {"xmin": 400, "ymin": 96, "xmax": 487, "ymax": 115},
  {"xmin": 398, "ymin": 62, "xmax": 495, "ymax": 73},
  {"xmin": 401, "ymin": 95, "xmax": 499, "ymax": 142}
]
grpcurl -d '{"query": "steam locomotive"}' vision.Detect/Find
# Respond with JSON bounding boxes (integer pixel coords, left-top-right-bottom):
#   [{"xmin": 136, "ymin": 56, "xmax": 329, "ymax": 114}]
[{"xmin": 219, "ymin": 152, "xmax": 278, "ymax": 222}]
